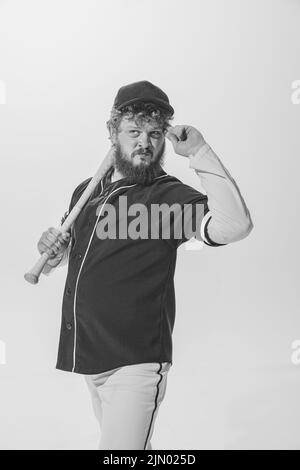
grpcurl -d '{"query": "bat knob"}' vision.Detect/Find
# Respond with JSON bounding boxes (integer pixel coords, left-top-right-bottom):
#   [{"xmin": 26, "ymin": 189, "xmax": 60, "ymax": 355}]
[{"xmin": 24, "ymin": 272, "xmax": 39, "ymax": 284}]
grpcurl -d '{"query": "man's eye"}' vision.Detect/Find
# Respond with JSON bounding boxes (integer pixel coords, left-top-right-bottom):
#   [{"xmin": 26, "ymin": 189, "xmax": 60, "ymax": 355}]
[{"xmin": 128, "ymin": 130, "xmax": 162, "ymax": 138}]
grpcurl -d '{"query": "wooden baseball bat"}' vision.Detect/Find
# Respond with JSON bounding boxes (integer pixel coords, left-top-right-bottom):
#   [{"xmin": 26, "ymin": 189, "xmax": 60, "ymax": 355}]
[{"xmin": 24, "ymin": 146, "xmax": 116, "ymax": 285}]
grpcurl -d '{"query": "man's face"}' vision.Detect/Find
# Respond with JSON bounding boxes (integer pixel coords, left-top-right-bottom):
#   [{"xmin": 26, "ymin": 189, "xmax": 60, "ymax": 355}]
[{"xmin": 112, "ymin": 116, "xmax": 167, "ymax": 185}]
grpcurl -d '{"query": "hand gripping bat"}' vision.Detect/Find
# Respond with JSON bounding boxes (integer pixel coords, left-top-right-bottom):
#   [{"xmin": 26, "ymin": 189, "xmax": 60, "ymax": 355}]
[{"xmin": 24, "ymin": 146, "xmax": 116, "ymax": 285}]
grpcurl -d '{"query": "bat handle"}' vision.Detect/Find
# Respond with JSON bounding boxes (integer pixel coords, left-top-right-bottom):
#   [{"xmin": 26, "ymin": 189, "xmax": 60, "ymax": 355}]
[
  {"xmin": 24, "ymin": 251, "xmax": 51, "ymax": 284},
  {"xmin": 24, "ymin": 146, "xmax": 115, "ymax": 285}
]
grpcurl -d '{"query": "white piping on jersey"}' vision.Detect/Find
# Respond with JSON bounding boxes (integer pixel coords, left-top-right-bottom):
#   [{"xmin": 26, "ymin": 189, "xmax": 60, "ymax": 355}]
[
  {"xmin": 154, "ymin": 174, "xmax": 168, "ymax": 180},
  {"xmin": 72, "ymin": 183, "xmax": 137, "ymax": 372},
  {"xmin": 200, "ymin": 210, "xmax": 212, "ymax": 245},
  {"xmin": 71, "ymin": 172, "xmax": 169, "ymax": 372}
]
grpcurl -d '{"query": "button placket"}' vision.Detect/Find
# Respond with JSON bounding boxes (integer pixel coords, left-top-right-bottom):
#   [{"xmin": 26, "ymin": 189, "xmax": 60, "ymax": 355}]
[{"xmin": 70, "ymin": 181, "xmax": 137, "ymax": 373}]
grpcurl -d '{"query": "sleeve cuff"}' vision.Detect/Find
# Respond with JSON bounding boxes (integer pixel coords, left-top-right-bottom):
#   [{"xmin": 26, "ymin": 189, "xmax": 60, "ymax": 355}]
[{"xmin": 200, "ymin": 211, "xmax": 227, "ymax": 247}]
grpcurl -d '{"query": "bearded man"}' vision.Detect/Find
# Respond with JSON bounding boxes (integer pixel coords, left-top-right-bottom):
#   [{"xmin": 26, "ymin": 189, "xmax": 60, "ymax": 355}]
[{"xmin": 37, "ymin": 80, "xmax": 253, "ymax": 450}]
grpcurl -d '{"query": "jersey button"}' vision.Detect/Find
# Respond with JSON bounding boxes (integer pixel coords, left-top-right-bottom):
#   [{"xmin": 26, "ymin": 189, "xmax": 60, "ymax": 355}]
[
  {"xmin": 77, "ymin": 253, "xmax": 82, "ymax": 260},
  {"xmin": 66, "ymin": 287, "xmax": 72, "ymax": 295},
  {"xmin": 66, "ymin": 322, "xmax": 72, "ymax": 330}
]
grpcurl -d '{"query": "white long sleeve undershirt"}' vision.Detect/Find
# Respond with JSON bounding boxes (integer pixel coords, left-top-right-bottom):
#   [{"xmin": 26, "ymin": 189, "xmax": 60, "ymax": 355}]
[{"xmin": 189, "ymin": 143, "xmax": 253, "ymax": 245}]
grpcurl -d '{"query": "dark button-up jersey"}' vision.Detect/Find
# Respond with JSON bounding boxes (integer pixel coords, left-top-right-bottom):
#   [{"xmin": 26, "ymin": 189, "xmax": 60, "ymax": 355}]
[{"xmin": 55, "ymin": 165, "xmax": 219, "ymax": 374}]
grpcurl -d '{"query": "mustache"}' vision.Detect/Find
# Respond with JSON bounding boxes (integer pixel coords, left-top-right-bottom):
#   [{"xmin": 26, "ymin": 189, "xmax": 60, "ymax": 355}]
[{"xmin": 132, "ymin": 149, "xmax": 153, "ymax": 157}]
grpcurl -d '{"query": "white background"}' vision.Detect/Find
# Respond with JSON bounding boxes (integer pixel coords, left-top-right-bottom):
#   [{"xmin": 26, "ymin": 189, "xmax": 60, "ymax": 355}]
[{"xmin": 0, "ymin": 0, "xmax": 299, "ymax": 449}]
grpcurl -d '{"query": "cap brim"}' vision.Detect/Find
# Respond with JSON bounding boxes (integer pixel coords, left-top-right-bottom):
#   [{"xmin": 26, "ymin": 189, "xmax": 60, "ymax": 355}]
[{"xmin": 116, "ymin": 97, "xmax": 174, "ymax": 115}]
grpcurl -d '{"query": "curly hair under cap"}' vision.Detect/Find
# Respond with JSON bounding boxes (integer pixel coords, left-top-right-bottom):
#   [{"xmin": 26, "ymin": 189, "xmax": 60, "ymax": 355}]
[{"xmin": 106, "ymin": 101, "xmax": 174, "ymax": 137}]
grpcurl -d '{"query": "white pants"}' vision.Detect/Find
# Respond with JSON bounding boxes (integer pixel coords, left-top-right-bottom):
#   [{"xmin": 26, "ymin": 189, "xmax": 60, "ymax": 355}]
[{"xmin": 84, "ymin": 361, "xmax": 172, "ymax": 450}]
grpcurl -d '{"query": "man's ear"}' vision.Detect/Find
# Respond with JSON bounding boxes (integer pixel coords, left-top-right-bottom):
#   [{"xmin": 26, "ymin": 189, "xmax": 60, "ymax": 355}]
[
  {"xmin": 111, "ymin": 133, "xmax": 117, "ymax": 145},
  {"xmin": 107, "ymin": 122, "xmax": 118, "ymax": 145}
]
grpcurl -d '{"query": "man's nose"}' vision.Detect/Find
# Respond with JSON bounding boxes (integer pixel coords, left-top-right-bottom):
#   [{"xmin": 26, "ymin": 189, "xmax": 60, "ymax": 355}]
[{"xmin": 137, "ymin": 133, "xmax": 151, "ymax": 148}]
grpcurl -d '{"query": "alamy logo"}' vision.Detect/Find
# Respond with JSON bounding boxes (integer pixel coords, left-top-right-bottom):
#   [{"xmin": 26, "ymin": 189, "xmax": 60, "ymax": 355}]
[
  {"xmin": 291, "ymin": 339, "xmax": 300, "ymax": 365},
  {"xmin": 0, "ymin": 80, "xmax": 6, "ymax": 104},
  {"xmin": 95, "ymin": 196, "xmax": 206, "ymax": 241},
  {"xmin": 0, "ymin": 340, "xmax": 6, "ymax": 364},
  {"xmin": 185, "ymin": 238, "xmax": 204, "ymax": 251},
  {"xmin": 291, "ymin": 80, "xmax": 300, "ymax": 104}
]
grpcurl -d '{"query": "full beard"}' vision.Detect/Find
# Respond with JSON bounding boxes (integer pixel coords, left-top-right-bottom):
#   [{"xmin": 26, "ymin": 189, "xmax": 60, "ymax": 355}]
[{"xmin": 113, "ymin": 141, "xmax": 166, "ymax": 186}]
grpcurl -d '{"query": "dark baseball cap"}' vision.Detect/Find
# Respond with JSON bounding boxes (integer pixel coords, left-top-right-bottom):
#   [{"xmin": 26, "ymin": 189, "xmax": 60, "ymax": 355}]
[{"xmin": 113, "ymin": 80, "xmax": 174, "ymax": 115}]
